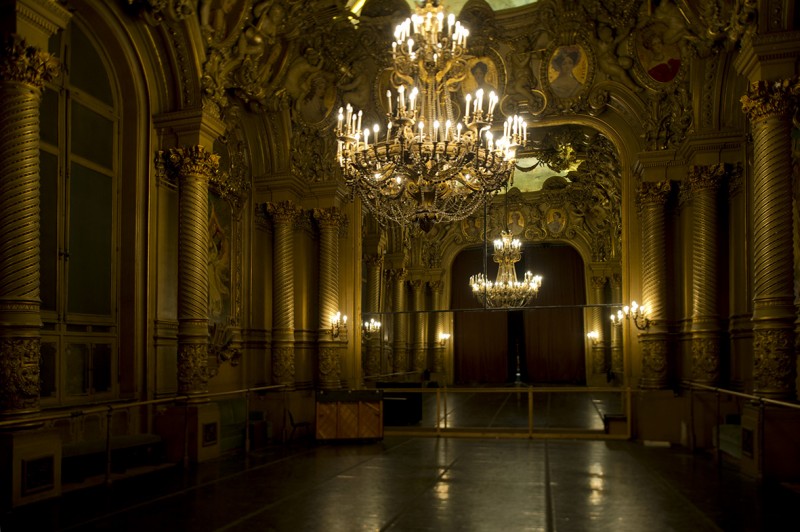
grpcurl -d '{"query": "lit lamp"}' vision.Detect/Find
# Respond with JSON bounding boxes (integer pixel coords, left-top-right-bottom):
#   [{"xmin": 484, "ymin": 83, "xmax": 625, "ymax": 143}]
[
  {"xmin": 438, "ymin": 332, "xmax": 451, "ymax": 346},
  {"xmin": 362, "ymin": 318, "xmax": 381, "ymax": 340},
  {"xmin": 335, "ymin": 0, "xmax": 526, "ymax": 231},
  {"xmin": 611, "ymin": 301, "xmax": 650, "ymax": 330},
  {"xmin": 330, "ymin": 311, "xmax": 347, "ymax": 338},
  {"xmin": 586, "ymin": 330, "xmax": 600, "ymax": 345}
]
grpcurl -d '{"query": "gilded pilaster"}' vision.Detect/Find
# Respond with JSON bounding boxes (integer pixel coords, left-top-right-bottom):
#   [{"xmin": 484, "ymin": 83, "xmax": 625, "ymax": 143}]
[
  {"xmin": 364, "ymin": 254, "xmax": 383, "ymax": 377},
  {"xmin": 609, "ymin": 273, "xmax": 623, "ymax": 382},
  {"xmin": 0, "ymin": 36, "xmax": 60, "ymax": 418},
  {"xmin": 637, "ymin": 181, "xmax": 671, "ymax": 389},
  {"xmin": 741, "ymin": 79, "xmax": 800, "ymax": 399},
  {"xmin": 267, "ymin": 201, "xmax": 302, "ymax": 388},
  {"xmin": 390, "ymin": 269, "xmax": 409, "ymax": 374},
  {"xmin": 688, "ymin": 164, "xmax": 725, "ymax": 385},
  {"xmin": 168, "ymin": 146, "xmax": 219, "ymax": 395},
  {"xmin": 314, "ymin": 207, "xmax": 344, "ymax": 390},
  {"xmin": 429, "ymin": 280, "xmax": 446, "ymax": 374},
  {"xmin": 589, "ymin": 276, "xmax": 607, "ymax": 375},
  {"xmin": 410, "ymin": 279, "xmax": 427, "ymax": 373}
]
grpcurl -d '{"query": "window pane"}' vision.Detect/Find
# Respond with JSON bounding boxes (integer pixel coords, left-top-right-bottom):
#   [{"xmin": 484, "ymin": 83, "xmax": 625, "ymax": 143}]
[
  {"xmin": 69, "ymin": 25, "xmax": 112, "ymax": 106},
  {"xmin": 65, "ymin": 343, "xmax": 88, "ymax": 395},
  {"xmin": 40, "ymin": 151, "xmax": 59, "ymax": 312},
  {"xmin": 71, "ymin": 101, "xmax": 113, "ymax": 169},
  {"xmin": 41, "ymin": 88, "xmax": 58, "ymax": 146},
  {"xmin": 92, "ymin": 343, "xmax": 112, "ymax": 393},
  {"xmin": 68, "ymin": 162, "xmax": 112, "ymax": 316},
  {"xmin": 40, "ymin": 341, "xmax": 57, "ymax": 398}
]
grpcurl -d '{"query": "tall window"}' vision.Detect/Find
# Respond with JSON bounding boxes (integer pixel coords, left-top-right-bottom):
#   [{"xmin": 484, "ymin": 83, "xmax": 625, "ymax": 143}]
[{"xmin": 39, "ymin": 22, "xmax": 119, "ymax": 405}]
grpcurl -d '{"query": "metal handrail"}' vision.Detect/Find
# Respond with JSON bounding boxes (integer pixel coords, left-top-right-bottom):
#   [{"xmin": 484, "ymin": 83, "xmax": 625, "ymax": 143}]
[
  {"xmin": 0, "ymin": 384, "xmax": 286, "ymax": 429},
  {"xmin": 683, "ymin": 380, "xmax": 800, "ymax": 480},
  {"xmin": 377, "ymin": 384, "xmax": 632, "ymax": 440}
]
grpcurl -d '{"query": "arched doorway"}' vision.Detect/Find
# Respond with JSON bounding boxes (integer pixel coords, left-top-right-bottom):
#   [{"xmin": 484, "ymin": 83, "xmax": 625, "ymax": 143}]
[{"xmin": 451, "ymin": 244, "xmax": 586, "ymax": 385}]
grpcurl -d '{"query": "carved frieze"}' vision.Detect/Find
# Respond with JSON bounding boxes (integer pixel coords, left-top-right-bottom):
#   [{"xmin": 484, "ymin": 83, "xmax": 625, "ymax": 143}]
[
  {"xmin": 753, "ymin": 328, "xmax": 796, "ymax": 396},
  {"xmin": 177, "ymin": 342, "xmax": 210, "ymax": 393},
  {"xmin": 0, "ymin": 337, "xmax": 40, "ymax": 412}
]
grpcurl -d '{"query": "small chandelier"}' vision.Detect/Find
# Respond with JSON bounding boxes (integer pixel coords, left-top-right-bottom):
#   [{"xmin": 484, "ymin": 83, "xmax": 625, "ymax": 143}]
[
  {"xmin": 470, "ymin": 229, "xmax": 542, "ymax": 308},
  {"xmin": 336, "ymin": 0, "xmax": 526, "ymax": 231}
]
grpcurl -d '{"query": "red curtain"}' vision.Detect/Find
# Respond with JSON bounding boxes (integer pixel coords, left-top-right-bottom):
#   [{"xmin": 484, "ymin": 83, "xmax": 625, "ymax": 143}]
[
  {"xmin": 451, "ymin": 246, "xmax": 508, "ymax": 384},
  {"xmin": 451, "ymin": 244, "xmax": 585, "ymax": 385},
  {"xmin": 522, "ymin": 245, "xmax": 586, "ymax": 384}
]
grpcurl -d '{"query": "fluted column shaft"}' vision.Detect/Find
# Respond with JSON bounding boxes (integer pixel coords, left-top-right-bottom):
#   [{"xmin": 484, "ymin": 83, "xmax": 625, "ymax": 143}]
[
  {"xmin": 430, "ymin": 280, "xmax": 446, "ymax": 374},
  {"xmin": 169, "ymin": 147, "xmax": 218, "ymax": 395},
  {"xmin": 411, "ymin": 280, "xmax": 427, "ymax": 373},
  {"xmin": 589, "ymin": 276, "xmax": 607, "ymax": 375},
  {"xmin": 0, "ymin": 37, "xmax": 59, "ymax": 419},
  {"xmin": 741, "ymin": 79, "xmax": 799, "ymax": 399},
  {"xmin": 391, "ymin": 269, "xmax": 408, "ymax": 374},
  {"xmin": 689, "ymin": 164, "xmax": 724, "ymax": 384},
  {"xmin": 364, "ymin": 255, "xmax": 383, "ymax": 377},
  {"xmin": 267, "ymin": 201, "xmax": 302, "ymax": 388},
  {"xmin": 314, "ymin": 207, "xmax": 343, "ymax": 390},
  {"xmin": 638, "ymin": 181, "xmax": 671, "ymax": 389}
]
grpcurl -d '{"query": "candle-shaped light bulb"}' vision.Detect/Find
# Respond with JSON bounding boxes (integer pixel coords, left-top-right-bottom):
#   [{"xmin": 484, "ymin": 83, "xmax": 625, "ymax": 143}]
[
  {"xmin": 433, "ymin": 120, "xmax": 440, "ymax": 141},
  {"xmin": 445, "ymin": 119, "xmax": 451, "ymax": 140},
  {"xmin": 476, "ymin": 88, "xmax": 484, "ymax": 112},
  {"xmin": 465, "ymin": 93, "xmax": 472, "ymax": 121}
]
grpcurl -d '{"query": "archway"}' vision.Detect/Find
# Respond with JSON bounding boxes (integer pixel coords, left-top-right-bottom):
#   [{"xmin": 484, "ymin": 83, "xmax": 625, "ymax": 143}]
[{"xmin": 451, "ymin": 244, "xmax": 586, "ymax": 384}]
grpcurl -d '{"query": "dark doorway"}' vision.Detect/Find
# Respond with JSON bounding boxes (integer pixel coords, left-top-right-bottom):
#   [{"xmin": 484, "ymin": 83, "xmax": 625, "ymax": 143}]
[{"xmin": 451, "ymin": 244, "xmax": 586, "ymax": 385}]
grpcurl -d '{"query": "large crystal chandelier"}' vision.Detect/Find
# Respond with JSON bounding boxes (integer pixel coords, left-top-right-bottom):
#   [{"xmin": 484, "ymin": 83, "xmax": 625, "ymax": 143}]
[
  {"xmin": 469, "ymin": 191, "xmax": 542, "ymax": 308},
  {"xmin": 336, "ymin": 0, "xmax": 526, "ymax": 231}
]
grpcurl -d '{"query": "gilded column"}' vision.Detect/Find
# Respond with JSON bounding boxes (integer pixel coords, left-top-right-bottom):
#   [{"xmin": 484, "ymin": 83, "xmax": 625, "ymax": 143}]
[
  {"xmin": 637, "ymin": 181, "xmax": 671, "ymax": 389},
  {"xmin": 168, "ymin": 146, "xmax": 218, "ymax": 395},
  {"xmin": 429, "ymin": 280, "xmax": 446, "ymax": 374},
  {"xmin": 688, "ymin": 164, "xmax": 725, "ymax": 385},
  {"xmin": 390, "ymin": 269, "xmax": 409, "ymax": 374},
  {"xmin": 0, "ymin": 37, "xmax": 59, "ymax": 419},
  {"xmin": 314, "ymin": 207, "xmax": 344, "ymax": 390},
  {"xmin": 267, "ymin": 201, "xmax": 302, "ymax": 388},
  {"xmin": 727, "ymin": 167, "xmax": 747, "ymax": 390},
  {"xmin": 589, "ymin": 276, "xmax": 607, "ymax": 375},
  {"xmin": 363, "ymin": 254, "xmax": 383, "ymax": 377},
  {"xmin": 609, "ymin": 273, "xmax": 623, "ymax": 382},
  {"xmin": 410, "ymin": 280, "xmax": 427, "ymax": 373},
  {"xmin": 741, "ymin": 79, "xmax": 800, "ymax": 399}
]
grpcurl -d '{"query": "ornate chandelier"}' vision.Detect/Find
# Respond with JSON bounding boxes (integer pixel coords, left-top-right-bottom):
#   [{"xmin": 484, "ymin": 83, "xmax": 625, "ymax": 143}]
[
  {"xmin": 336, "ymin": 0, "xmax": 526, "ymax": 231},
  {"xmin": 470, "ymin": 229, "xmax": 542, "ymax": 308}
]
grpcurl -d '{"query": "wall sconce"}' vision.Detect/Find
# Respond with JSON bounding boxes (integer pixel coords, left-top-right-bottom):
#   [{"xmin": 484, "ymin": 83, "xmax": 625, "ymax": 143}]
[
  {"xmin": 330, "ymin": 311, "xmax": 347, "ymax": 338},
  {"xmin": 611, "ymin": 301, "xmax": 650, "ymax": 330},
  {"xmin": 586, "ymin": 330, "xmax": 600, "ymax": 345},
  {"xmin": 362, "ymin": 318, "xmax": 381, "ymax": 340},
  {"xmin": 438, "ymin": 332, "xmax": 451, "ymax": 347}
]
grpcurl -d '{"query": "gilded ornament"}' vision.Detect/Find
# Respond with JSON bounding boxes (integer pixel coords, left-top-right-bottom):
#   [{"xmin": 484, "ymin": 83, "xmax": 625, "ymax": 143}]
[
  {"xmin": 740, "ymin": 78, "xmax": 800, "ymax": 123},
  {"xmin": 0, "ymin": 36, "xmax": 60, "ymax": 86}
]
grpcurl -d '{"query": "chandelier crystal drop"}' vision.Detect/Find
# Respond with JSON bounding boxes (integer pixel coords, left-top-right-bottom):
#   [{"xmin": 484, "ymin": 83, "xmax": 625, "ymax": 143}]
[
  {"xmin": 470, "ymin": 230, "xmax": 542, "ymax": 308},
  {"xmin": 335, "ymin": 0, "xmax": 526, "ymax": 231}
]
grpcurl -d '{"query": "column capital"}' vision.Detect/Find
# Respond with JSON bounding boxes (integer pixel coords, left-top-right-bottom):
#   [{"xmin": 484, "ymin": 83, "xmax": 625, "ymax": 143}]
[
  {"xmin": 166, "ymin": 145, "xmax": 219, "ymax": 180},
  {"xmin": 688, "ymin": 163, "xmax": 726, "ymax": 193},
  {"xmin": 0, "ymin": 34, "xmax": 59, "ymax": 86},
  {"xmin": 267, "ymin": 200, "xmax": 302, "ymax": 224},
  {"xmin": 637, "ymin": 180, "xmax": 671, "ymax": 207},
  {"xmin": 428, "ymin": 279, "xmax": 443, "ymax": 293},
  {"xmin": 387, "ymin": 268, "xmax": 407, "ymax": 283},
  {"xmin": 589, "ymin": 276, "xmax": 607, "ymax": 291},
  {"xmin": 313, "ymin": 206, "xmax": 343, "ymax": 228},
  {"xmin": 740, "ymin": 78, "xmax": 800, "ymax": 123}
]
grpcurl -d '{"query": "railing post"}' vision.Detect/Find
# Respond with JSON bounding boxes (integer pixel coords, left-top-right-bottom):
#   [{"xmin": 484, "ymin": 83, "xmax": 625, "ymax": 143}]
[
  {"xmin": 528, "ymin": 387, "xmax": 533, "ymax": 439},
  {"xmin": 435, "ymin": 387, "xmax": 441, "ymax": 435},
  {"xmin": 105, "ymin": 405, "xmax": 114, "ymax": 486},
  {"xmin": 245, "ymin": 390, "xmax": 251, "ymax": 453}
]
